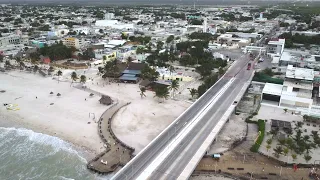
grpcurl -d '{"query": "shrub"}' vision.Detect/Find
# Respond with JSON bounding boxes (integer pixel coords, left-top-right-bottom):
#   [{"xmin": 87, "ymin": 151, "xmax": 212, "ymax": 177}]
[
  {"xmin": 250, "ymin": 119, "xmax": 266, "ymax": 152},
  {"xmin": 253, "ymin": 72, "xmax": 284, "ymax": 84}
]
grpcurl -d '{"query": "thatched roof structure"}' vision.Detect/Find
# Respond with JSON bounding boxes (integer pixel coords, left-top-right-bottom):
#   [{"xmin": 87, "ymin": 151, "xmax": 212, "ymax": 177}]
[{"xmin": 99, "ymin": 95, "xmax": 113, "ymax": 105}]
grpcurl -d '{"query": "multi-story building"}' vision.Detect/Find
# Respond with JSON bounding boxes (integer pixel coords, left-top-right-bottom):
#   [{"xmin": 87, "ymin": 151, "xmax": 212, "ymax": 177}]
[
  {"xmin": 267, "ymin": 38, "xmax": 285, "ymax": 57},
  {"xmin": 280, "ymin": 65, "xmax": 314, "ymax": 108},
  {"xmin": 0, "ymin": 34, "xmax": 29, "ymax": 47},
  {"xmin": 104, "ymin": 13, "xmax": 115, "ymax": 20},
  {"xmin": 63, "ymin": 37, "xmax": 86, "ymax": 49},
  {"xmin": 262, "ymin": 65, "xmax": 315, "ymax": 114}
]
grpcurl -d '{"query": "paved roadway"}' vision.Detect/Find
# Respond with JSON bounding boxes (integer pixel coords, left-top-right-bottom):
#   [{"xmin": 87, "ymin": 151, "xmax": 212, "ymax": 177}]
[
  {"xmin": 149, "ymin": 60, "xmax": 253, "ymax": 180},
  {"xmin": 112, "ymin": 53, "xmax": 253, "ymax": 180}
]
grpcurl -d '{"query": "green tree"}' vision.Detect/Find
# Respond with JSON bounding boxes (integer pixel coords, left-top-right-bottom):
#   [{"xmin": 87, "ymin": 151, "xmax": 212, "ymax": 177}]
[
  {"xmin": 127, "ymin": 56, "xmax": 133, "ymax": 64},
  {"xmin": 189, "ymin": 88, "xmax": 198, "ymax": 99},
  {"xmin": 0, "ymin": 54, "xmax": 4, "ymax": 62},
  {"xmin": 19, "ymin": 61, "xmax": 25, "ymax": 70},
  {"xmin": 166, "ymin": 35, "xmax": 175, "ymax": 45},
  {"xmin": 304, "ymin": 154, "xmax": 312, "ymax": 163},
  {"xmin": 98, "ymin": 67, "xmax": 104, "ymax": 75},
  {"xmin": 57, "ymin": 70, "xmax": 62, "ymax": 83},
  {"xmin": 262, "ymin": 68, "xmax": 274, "ymax": 76},
  {"xmin": 168, "ymin": 65, "xmax": 175, "ymax": 75},
  {"xmin": 33, "ymin": 65, "xmax": 39, "ymax": 73},
  {"xmin": 141, "ymin": 65, "xmax": 159, "ymax": 81},
  {"xmin": 273, "ymin": 146, "xmax": 283, "ymax": 158},
  {"xmin": 156, "ymin": 41, "xmax": 164, "ymax": 51},
  {"xmin": 283, "ymin": 108, "xmax": 288, "ymax": 113},
  {"xmin": 267, "ymin": 138, "xmax": 273, "ymax": 145},
  {"xmin": 70, "ymin": 71, "xmax": 78, "ymax": 86},
  {"xmin": 154, "ymin": 86, "xmax": 170, "ymax": 103},
  {"xmin": 169, "ymin": 80, "xmax": 179, "ymax": 98},
  {"xmin": 291, "ymin": 154, "xmax": 297, "ymax": 161},
  {"xmin": 283, "ymin": 147, "xmax": 289, "ymax": 162},
  {"xmin": 136, "ymin": 47, "xmax": 145, "ymax": 54},
  {"xmin": 48, "ymin": 66, "xmax": 54, "ymax": 73},
  {"xmin": 266, "ymin": 144, "xmax": 271, "ymax": 157},
  {"xmin": 140, "ymin": 87, "xmax": 146, "ymax": 98},
  {"xmin": 80, "ymin": 75, "xmax": 86, "ymax": 84}
]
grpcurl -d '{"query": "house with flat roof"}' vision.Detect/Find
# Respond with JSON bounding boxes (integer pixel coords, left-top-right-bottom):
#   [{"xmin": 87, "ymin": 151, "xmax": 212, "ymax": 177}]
[
  {"xmin": 277, "ymin": 50, "xmax": 320, "ymax": 72},
  {"xmin": 261, "ymin": 65, "xmax": 314, "ymax": 112}
]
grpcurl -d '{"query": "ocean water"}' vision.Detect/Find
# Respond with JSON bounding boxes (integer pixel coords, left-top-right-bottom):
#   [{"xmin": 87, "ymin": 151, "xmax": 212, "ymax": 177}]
[{"xmin": 0, "ymin": 127, "xmax": 111, "ymax": 180}]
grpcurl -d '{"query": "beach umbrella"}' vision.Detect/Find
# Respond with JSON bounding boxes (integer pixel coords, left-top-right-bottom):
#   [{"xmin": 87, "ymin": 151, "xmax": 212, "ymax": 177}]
[
  {"xmin": 89, "ymin": 93, "xmax": 94, "ymax": 97},
  {"xmin": 57, "ymin": 93, "xmax": 61, "ymax": 97},
  {"xmin": 50, "ymin": 91, "xmax": 54, "ymax": 94}
]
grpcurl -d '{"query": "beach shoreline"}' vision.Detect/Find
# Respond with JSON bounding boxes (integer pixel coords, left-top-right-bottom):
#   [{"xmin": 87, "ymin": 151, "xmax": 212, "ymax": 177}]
[
  {"xmin": 0, "ymin": 71, "xmax": 108, "ymax": 161},
  {"xmin": 0, "ymin": 109, "xmax": 98, "ymax": 160}
]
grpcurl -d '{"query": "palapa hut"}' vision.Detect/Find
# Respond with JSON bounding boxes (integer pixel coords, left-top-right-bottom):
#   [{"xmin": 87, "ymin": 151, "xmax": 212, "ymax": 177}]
[{"xmin": 99, "ymin": 95, "xmax": 113, "ymax": 105}]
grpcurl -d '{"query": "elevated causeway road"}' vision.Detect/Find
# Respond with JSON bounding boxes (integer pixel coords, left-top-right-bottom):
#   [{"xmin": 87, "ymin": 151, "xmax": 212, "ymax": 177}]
[
  {"xmin": 146, "ymin": 64, "xmax": 253, "ymax": 180},
  {"xmin": 111, "ymin": 53, "xmax": 253, "ymax": 180}
]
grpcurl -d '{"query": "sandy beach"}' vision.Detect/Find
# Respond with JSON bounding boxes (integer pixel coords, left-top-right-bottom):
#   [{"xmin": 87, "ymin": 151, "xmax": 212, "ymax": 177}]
[
  {"xmin": 0, "ymin": 69, "xmax": 192, "ymax": 159},
  {"xmin": 0, "ymin": 71, "xmax": 107, "ymax": 159}
]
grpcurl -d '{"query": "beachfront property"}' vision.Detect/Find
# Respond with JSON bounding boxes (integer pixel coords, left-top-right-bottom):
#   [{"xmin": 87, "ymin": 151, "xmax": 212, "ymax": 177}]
[{"xmin": 157, "ymin": 67, "xmax": 194, "ymax": 82}]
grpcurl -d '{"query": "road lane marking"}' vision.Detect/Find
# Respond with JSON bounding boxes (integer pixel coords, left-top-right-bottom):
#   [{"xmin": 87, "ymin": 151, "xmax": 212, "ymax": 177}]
[{"xmin": 136, "ymin": 78, "xmax": 236, "ymax": 180}]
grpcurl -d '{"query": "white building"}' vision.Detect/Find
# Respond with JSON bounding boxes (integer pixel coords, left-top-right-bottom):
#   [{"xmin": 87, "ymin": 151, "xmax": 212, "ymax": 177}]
[
  {"xmin": 277, "ymin": 50, "xmax": 320, "ymax": 72},
  {"xmin": 95, "ymin": 20, "xmax": 134, "ymax": 30},
  {"xmin": 104, "ymin": 13, "xmax": 115, "ymax": 20},
  {"xmin": 72, "ymin": 26, "xmax": 92, "ymax": 35},
  {"xmin": 267, "ymin": 38, "xmax": 285, "ymax": 57},
  {"xmin": 262, "ymin": 65, "xmax": 314, "ymax": 113},
  {"xmin": 0, "ymin": 34, "xmax": 29, "ymax": 47}
]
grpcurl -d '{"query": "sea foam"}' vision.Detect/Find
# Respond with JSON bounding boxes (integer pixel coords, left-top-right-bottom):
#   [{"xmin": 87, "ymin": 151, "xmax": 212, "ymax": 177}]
[{"xmin": 0, "ymin": 127, "xmax": 87, "ymax": 163}]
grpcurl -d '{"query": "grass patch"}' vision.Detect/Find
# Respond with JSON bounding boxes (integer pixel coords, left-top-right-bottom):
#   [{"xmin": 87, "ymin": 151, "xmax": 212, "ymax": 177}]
[{"xmin": 250, "ymin": 119, "xmax": 266, "ymax": 152}]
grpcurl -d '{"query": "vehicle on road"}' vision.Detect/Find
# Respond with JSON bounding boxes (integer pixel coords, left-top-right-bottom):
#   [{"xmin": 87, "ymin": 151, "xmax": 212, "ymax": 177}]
[{"xmin": 247, "ymin": 63, "xmax": 251, "ymax": 70}]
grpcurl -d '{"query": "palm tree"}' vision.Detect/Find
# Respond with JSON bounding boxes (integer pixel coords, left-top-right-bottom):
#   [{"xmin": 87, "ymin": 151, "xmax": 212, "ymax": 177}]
[
  {"xmin": 19, "ymin": 61, "xmax": 25, "ymax": 70},
  {"xmin": 33, "ymin": 65, "xmax": 39, "ymax": 73},
  {"xmin": 291, "ymin": 154, "xmax": 297, "ymax": 161},
  {"xmin": 140, "ymin": 87, "xmax": 146, "ymax": 98},
  {"xmin": 15, "ymin": 57, "xmax": 21, "ymax": 64},
  {"xmin": 126, "ymin": 56, "xmax": 133, "ymax": 64},
  {"xmin": 304, "ymin": 154, "xmax": 312, "ymax": 163},
  {"xmin": 305, "ymin": 143, "xmax": 313, "ymax": 154},
  {"xmin": 154, "ymin": 86, "xmax": 170, "ymax": 103},
  {"xmin": 70, "ymin": 71, "xmax": 78, "ymax": 86},
  {"xmin": 169, "ymin": 80, "xmax": 179, "ymax": 98},
  {"xmin": 48, "ymin": 66, "xmax": 54, "ymax": 73},
  {"xmin": 278, "ymin": 139, "xmax": 286, "ymax": 147},
  {"xmin": 218, "ymin": 67, "xmax": 225, "ymax": 77},
  {"xmin": 273, "ymin": 146, "xmax": 283, "ymax": 158},
  {"xmin": 57, "ymin": 70, "xmax": 62, "ymax": 83},
  {"xmin": 266, "ymin": 144, "xmax": 271, "ymax": 157},
  {"xmin": 98, "ymin": 67, "xmax": 104, "ymax": 75},
  {"xmin": 189, "ymin": 88, "xmax": 198, "ymax": 99},
  {"xmin": 80, "ymin": 75, "xmax": 86, "ymax": 84},
  {"xmin": 283, "ymin": 147, "xmax": 289, "ymax": 163},
  {"xmin": 286, "ymin": 138, "xmax": 294, "ymax": 151},
  {"xmin": 253, "ymin": 95, "xmax": 259, "ymax": 105},
  {"xmin": 168, "ymin": 65, "xmax": 175, "ymax": 76},
  {"xmin": 283, "ymin": 108, "xmax": 288, "ymax": 113},
  {"xmin": 5, "ymin": 60, "xmax": 11, "ymax": 67},
  {"xmin": 267, "ymin": 138, "xmax": 273, "ymax": 145}
]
